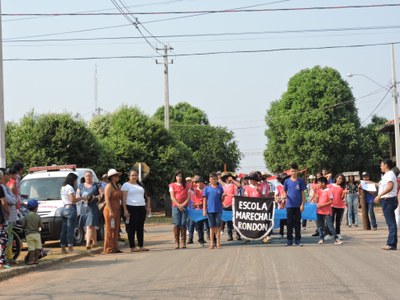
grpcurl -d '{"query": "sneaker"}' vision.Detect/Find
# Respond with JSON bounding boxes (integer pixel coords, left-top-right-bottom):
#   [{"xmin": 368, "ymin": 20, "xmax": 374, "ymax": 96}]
[
  {"xmin": 325, "ymin": 235, "xmax": 333, "ymax": 241},
  {"xmin": 353, "ymin": 224, "xmax": 358, "ymax": 228},
  {"xmin": 311, "ymin": 232, "xmax": 319, "ymax": 237},
  {"xmin": 337, "ymin": 234, "xmax": 342, "ymax": 240},
  {"xmin": 373, "ymin": 227, "xmax": 377, "ymax": 231},
  {"xmin": 187, "ymin": 239, "xmax": 194, "ymax": 244},
  {"xmin": 199, "ymin": 241, "xmax": 205, "ymax": 247},
  {"xmin": 348, "ymin": 224, "xmax": 352, "ymax": 228},
  {"xmin": 236, "ymin": 236, "xmax": 242, "ymax": 241},
  {"xmin": 221, "ymin": 231, "xmax": 224, "ymax": 235},
  {"xmin": 227, "ymin": 237, "xmax": 233, "ymax": 241},
  {"xmin": 318, "ymin": 240, "xmax": 324, "ymax": 245},
  {"xmin": 295, "ymin": 241, "xmax": 303, "ymax": 247},
  {"xmin": 285, "ymin": 241, "xmax": 293, "ymax": 246},
  {"xmin": 334, "ymin": 239, "xmax": 343, "ymax": 245},
  {"xmin": 262, "ymin": 237, "xmax": 270, "ymax": 244}
]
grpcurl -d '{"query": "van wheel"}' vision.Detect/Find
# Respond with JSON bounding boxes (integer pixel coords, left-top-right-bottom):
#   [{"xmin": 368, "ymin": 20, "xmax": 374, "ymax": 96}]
[{"xmin": 73, "ymin": 226, "xmax": 85, "ymax": 246}]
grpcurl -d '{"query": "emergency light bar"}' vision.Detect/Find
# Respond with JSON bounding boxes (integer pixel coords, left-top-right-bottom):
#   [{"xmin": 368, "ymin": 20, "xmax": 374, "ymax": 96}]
[{"xmin": 29, "ymin": 164, "xmax": 77, "ymax": 173}]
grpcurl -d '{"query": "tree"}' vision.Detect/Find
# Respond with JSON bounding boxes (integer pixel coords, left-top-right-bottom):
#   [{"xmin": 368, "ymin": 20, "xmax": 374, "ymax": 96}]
[
  {"xmin": 357, "ymin": 115, "xmax": 390, "ymax": 180},
  {"xmin": 90, "ymin": 105, "xmax": 192, "ymax": 196},
  {"xmin": 153, "ymin": 102, "xmax": 210, "ymax": 125},
  {"xmin": 6, "ymin": 111, "xmax": 101, "ymax": 169},
  {"xmin": 264, "ymin": 66, "xmax": 360, "ymax": 174},
  {"xmin": 152, "ymin": 102, "xmax": 241, "ymax": 177}
]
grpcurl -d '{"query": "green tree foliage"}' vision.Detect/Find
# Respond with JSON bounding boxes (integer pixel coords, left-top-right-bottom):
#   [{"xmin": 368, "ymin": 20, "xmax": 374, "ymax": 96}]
[
  {"xmin": 6, "ymin": 112, "xmax": 100, "ymax": 169},
  {"xmin": 153, "ymin": 102, "xmax": 241, "ymax": 177},
  {"xmin": 357, "ymin": 115, "xmax": 390, "ymax": 180},
  {"xmin": 153, "ymin": 101, "xmax": 210, "ymax": 125},
  {"xmin": 264, "ymin": 66, "xmax": 360, "ymax": 174},
  {"xmin": 90, "ymin": 105, "xmax": 192, "ymax": 196}
]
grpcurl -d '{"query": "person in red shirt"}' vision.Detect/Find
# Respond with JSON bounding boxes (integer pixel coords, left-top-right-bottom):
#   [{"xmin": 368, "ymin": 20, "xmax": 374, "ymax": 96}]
[
  {"xmin": 327, "ymin": 174, "xmax": 346, "ymax": 238},
  {"xmin": 169, "ymin": 170, "xmax": 190, "ymax": 249},
  {"xmin": 316, "ymin": 177, "xmax": 343, "ymax": 245},
  {"xmin": 221, "ymin": 172, "xmax": 239, "ymax": 241},
  {"xmin": 188, "ymin": 176, "xmax": 207, "ymax": 246}
]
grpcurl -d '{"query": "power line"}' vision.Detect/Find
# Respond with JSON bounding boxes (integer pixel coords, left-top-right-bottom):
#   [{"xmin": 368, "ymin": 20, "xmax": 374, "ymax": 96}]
[
  {"xmin": 3, "ymin": 3, "xmax": 400, "ymax": 16},
  {"xmin": 360, "ymin": 88, "xmax": 392, "ymax": 125},
  {"xmin": 5, "ymin": 24, "xmax": 400, "ymax": 43},
  {"xmin": 5, "ymin": 40, "xmax": 399, "ymax": 61}
]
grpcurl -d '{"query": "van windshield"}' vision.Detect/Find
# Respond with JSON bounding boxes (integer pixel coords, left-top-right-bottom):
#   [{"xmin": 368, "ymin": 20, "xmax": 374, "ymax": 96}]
[{"xmin": 20, "ymin": 177, "xmax": 66, "ymax": 201}]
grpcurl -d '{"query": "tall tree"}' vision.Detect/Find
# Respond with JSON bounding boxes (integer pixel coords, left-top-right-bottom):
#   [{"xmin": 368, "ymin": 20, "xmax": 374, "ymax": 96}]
[
  {"xmin": 153, "ymin": 102, "xmax": 241, "ymax": 177},
  {"xmin": 6, "ymin": 111, "xmax": 101, "ymax": 169},
  {"xmin": 153, "ymin": 101, "xmax": 210, "ymax": 125},
  {"xmin": 90, "ymin": 105, "xmax": 192, "ymax": 196},
  {"xmin": 357, "ymin": 115, "xmax": 390, "ymax": 180},
  {"xmin": 264, "ymin": 66, "xmax": 360, "ymax": 174}
]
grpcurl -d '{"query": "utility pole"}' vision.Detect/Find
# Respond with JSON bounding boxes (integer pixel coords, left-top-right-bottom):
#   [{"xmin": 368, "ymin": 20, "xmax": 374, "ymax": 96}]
[
  {"xmin": 93, "ymin": 65, "xmax": 100, "ymax": 116},
  {"xmin": 0, "ymin": 2, "xmax": 6, "ymax": 167},
  {"xmin": 156, "ymin": 45, "xmax": 173, "ymax": 130},
  {"xmin": 391, "ymin": 44, "xmax": 400, "ymax": 165}
]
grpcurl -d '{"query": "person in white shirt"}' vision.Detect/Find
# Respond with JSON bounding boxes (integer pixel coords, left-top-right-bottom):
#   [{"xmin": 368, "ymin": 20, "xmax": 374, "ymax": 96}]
[
  {"xmin": 374, "ymin": 159, "xmax": 398, "ymax": 250},
  {"xmin": 122, "ymin": 169, "xmax": 151, "ymax": 252}
]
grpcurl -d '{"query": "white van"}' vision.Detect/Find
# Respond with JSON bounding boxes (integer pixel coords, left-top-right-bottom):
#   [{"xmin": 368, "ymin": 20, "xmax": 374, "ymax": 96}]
[{"xmin": 20, "ymin": 164, "xmax": 101, "ymax": 245}]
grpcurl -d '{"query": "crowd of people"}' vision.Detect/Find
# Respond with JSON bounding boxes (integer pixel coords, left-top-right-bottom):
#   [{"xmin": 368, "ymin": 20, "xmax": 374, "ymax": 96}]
[
  {"xmin": 0, "ymin": 158, "xmax": 398, "ymax": 269},
  {"xmin": 169, "ymin": 159, "xmax": 399, "ymax": 251}
]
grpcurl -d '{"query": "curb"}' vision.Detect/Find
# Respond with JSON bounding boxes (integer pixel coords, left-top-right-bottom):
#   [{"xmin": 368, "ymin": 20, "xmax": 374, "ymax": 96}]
[{"xmin": 0, "ymin": 247, "xmax": 103, "ymax": 282}]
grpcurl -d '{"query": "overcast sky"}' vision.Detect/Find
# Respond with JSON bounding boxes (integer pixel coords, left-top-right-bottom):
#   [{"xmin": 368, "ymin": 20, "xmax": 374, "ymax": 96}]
[{"xmin": 2, "ymin": 0, "xmax": 399, "ymax": 172}]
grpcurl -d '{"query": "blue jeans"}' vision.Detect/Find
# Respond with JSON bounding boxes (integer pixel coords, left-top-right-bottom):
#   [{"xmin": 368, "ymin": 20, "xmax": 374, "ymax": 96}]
[
  {"xmin": 189, "ymin": 219, "xmax": 205, "ymax": 242},
  {"xmin": 317, "ymin": 214, "xmax": 338, "ymax": 240},
  {"xmin": 381, "ymin": 197, "xmax": 398, "ymax": 249},
  {"xmin": 367, "ymin": 201, "xmax": 377, "ymax": 229},
  {"xmin": 207, "ymin": 212, "xmax": 222, "ymax": 228},
  {"xmin": 346, "ymin": 194, "xmax": 358, "ymax": 226},
  {"xmin": 60, "ymin": 204, "xmax": 77, "ymax": 247},
  {"xmin": 172, "ymin": 206, "xmax": 187, "ymax": 227}
]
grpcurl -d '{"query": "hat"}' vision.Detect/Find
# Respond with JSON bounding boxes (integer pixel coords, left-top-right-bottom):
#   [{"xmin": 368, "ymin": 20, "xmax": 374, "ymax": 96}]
[
  {"xmin": 308, "ymin": 175, "xmax": 315, "ymax": 180},
  {"xmin": 101, "ymin": 173, "xmax": 108, "ymax": 180},
  {"xmin": 186, "ymin": 177, "xmax": 192, "ymax": 181},
  {"xmin": 27, "ymin": 199, "xmax": 39, "ymax": 210},
  {"xmin": 362, "ymin": 172, "xmax": 370, "ymax": 177},
  {"xmin": 221, "ymin": 172, "xmax": 237, "ymax": 182},
  {"xmin": 216, "ymin": 171, "xmax": 222, "ymax": 175},
  {"xmin": 245, "ymin": 172, "xmax": 260, "ymax": 182},
  {"xmin": 195, "ymin": 176, "xmax": 206, "ymax": 183},
  {"xmin": 107, "ymin": 169, "xmax": 121, "ymax": 178}
]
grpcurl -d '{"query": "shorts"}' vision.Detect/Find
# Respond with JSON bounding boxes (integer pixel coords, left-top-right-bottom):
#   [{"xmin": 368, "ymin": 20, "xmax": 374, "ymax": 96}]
[
  {"xmin": 26, "ymin": 233, "xmax": 42, "ymax": 251},
  {"xmin": 207, "ymin": 212, "xmax": 222, "ymax": 228}
]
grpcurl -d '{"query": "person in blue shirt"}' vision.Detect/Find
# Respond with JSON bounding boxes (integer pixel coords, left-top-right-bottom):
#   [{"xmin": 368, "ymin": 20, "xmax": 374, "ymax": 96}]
[
  {"xmin": 203, "ymin": 172, "xmax": 225, "ymax": 249},
  {"xmin": 283, "ymin": 163, "xmax": 306, "ymax": 246}
]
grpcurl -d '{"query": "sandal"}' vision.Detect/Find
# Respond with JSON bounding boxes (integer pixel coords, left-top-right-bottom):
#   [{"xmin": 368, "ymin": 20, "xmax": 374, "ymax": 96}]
[
  {"xmin": 140, "ymin": 247, "xmax": 149, "ymax": 252},
  {"xmin": 131, "ymin": 248, "xmax": 140, "ymax": 252}
]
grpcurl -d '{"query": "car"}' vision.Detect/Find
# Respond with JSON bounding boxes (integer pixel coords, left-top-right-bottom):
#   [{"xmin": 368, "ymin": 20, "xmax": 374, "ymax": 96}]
[{"xmin": 20, "ymin": 164, "xmax": 103, "ymax": 245}]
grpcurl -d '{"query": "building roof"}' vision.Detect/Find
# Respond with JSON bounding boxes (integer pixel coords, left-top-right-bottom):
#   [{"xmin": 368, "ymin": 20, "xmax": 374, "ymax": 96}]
[{"xmin": 378, "ymin": 117, "xmax": 400, "ymax": 133}]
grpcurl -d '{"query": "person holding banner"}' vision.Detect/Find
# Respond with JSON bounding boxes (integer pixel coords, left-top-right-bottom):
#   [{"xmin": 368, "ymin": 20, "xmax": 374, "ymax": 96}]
[
  {"xmin": 283, "ymin": 163, "xmax": 306, "ymax": 246},
  {"xmin": 275, "ymin": 174, "xmax": 287, "ymax": 239},
  {"xmin": 221, "ymin": 172, "xmax": 239, "ymax": 241},
  {"xmin": 169, "ymin": 170, "xmax": 190, "ymax": 249},
  {"xmin": 203, "ymin": 172, "xmax": 224, "ymax": 249},
  {"xmin": 316, "ymin": 177, "xmax": 343, "ymax": 245},
  {"xmin": 244, "ymin": 172, "xmax": 264, "ymax": 198},
  {"xmin": 188, "ymin": 176, "xmax": 207, "ymax": 246}
]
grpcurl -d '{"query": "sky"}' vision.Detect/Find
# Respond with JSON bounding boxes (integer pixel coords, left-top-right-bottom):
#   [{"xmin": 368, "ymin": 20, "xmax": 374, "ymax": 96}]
[{"xmin": 2, "ymin": 0, "xmax": 400, "ymax": 173}]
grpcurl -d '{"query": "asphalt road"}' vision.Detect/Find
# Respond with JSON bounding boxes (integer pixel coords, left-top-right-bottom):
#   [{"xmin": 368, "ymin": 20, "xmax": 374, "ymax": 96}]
[{"xmin": 0, "ymin": 215, "xmax": 399, "ymax": 300}]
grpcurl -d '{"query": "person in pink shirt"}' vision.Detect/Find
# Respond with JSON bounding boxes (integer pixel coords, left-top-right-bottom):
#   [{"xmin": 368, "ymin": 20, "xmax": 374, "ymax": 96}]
[
  {"xmin": 327, "ymin": 174, "xmax": 346, "ymax": 238},
  {"xmin": 275, "ymin": 174, "xmax": 287, "ymax": 238},
  {"xmin": 169, "ymin": 170, "xmax": 190, "ymax": 249},
  {"xmin": 316, "ymin": 177, "xmax": 343, "ymax": 245},
  {"xmin": 221, "ymin": 173, "xmax": 239, "ymax": 241},
  {"xmin": 243, "ymin": 172, "xmax": 264, "ymax": 198}
]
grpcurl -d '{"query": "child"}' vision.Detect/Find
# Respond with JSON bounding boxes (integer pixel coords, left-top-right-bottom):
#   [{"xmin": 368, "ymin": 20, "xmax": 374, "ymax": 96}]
[
  {"xmin": 283, "ymin": 163, "xmax": 306, "ymax": 246},
  {"xmin": 203, "ymin": 172, "xmax": 224, "ymax": 249},
  {"xmin": 22, "ymin": 199, "xmax": 43, "ymax": 264},
  {"xmin": 275, "ymin": 174, "xmax": 287, "ymax": 239},
  {"xmin": 316, "ymin": 177, "xmax": 343, "ymax": 245}
]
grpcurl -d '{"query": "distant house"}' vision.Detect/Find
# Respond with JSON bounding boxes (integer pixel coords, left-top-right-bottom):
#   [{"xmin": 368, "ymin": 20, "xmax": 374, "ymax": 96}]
[{"xmin": 378, "ymin": 117, "xmax": 400, "ymax": 163}]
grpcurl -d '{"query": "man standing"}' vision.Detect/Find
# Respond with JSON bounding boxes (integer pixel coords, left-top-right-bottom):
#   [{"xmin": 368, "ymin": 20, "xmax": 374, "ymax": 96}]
[{"xmin": 283, "ymin": 163, "xmax": 306, "ymax": 246}]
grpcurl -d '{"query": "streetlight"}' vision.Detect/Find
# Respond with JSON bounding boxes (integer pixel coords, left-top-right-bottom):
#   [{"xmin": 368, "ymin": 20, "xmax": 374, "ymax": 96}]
[{"xmin": 347, "ymin": 45, "xmax": 400, "ymax": 166}]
